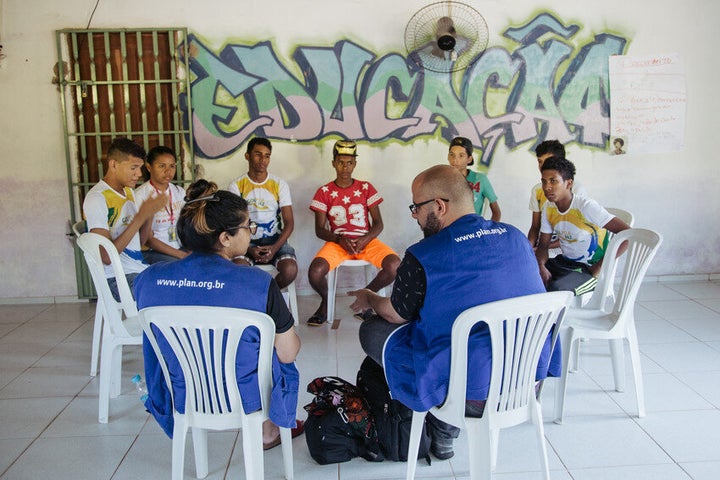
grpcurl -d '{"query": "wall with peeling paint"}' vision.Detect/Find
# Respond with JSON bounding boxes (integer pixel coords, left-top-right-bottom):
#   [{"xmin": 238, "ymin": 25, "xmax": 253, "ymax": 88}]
[{"xmin": 1, "ymin": 0, "xmax": 719, "ymax": 300}]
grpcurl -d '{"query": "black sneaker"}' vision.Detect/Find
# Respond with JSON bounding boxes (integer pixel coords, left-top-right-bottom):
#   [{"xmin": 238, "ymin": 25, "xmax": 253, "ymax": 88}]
[{"xmin": 430, "ymin": 439, "xmax": 454, "ymax": 460}]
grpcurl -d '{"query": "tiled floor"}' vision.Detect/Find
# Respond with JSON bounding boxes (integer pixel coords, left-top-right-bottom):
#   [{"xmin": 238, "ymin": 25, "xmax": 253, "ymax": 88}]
[{"xmin": 1, "ymin": 281, "xmax": 720, "ymax": 479}]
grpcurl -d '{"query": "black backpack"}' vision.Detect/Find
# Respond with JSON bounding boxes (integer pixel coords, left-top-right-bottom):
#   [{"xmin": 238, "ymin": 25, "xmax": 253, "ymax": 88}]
[
  {"xmin": 356, "ymin": 356, "xmax": 432, "ymax": 463},
  {"xmin": 304, "ymin": 376, "xmax": 382, "ymax": 464}
]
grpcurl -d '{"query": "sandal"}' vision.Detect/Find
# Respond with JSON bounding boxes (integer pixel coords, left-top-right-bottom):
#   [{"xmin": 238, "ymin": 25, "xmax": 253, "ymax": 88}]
[
  {"xmin": 263, "ymin": 420, "xmax": 305, "ymax": 450},
  {"xmin": 307, "ymin": 313, "xmax": 327, "ymax": 326}
]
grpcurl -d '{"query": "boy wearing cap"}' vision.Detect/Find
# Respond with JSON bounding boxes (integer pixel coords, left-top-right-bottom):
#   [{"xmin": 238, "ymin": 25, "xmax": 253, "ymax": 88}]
[
  {"xmin": 447, "ymin": 137, "xmax": 501, "ymax": 221},
  {"xmin": 306, "ymin": 139, "xmax": 401, "ymax": 326}
]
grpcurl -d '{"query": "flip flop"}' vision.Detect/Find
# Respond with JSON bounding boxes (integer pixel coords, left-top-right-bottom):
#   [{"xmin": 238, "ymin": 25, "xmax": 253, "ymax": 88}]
[
  {"xmin": 263, "ymin": 420, "xmax": 305, "ymax": 450},
  {"xmin": 307, "ymin": 313, "xmax": 327, "ymax": 326}
]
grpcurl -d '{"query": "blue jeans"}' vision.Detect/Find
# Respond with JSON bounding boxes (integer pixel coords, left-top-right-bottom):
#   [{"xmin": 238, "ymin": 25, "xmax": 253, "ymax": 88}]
[{"xmin": 107, "ymin": 273, "xmax": 139, "ymax": 302}]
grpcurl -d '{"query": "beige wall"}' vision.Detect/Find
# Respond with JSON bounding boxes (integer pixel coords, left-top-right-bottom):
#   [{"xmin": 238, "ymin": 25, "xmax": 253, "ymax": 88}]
[{"xmin": 1, "ymin": 0, "xmax": 719, "ymax": 300}]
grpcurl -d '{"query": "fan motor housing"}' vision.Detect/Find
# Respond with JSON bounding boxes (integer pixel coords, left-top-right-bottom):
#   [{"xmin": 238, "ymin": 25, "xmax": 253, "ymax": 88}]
[{"xmin": 437, "ymin": 34, "xmax": 456, "ymax": 51}]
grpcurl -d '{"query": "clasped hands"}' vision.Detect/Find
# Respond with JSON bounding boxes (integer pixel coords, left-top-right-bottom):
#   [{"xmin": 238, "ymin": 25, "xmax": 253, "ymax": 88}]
[
  {"xmin": 336, "ymin": 234, "xmax": 370, "ymax": 255},
  {"xmin": 249, "ymin": 245, "xmax": 275, "ymax": 264}
]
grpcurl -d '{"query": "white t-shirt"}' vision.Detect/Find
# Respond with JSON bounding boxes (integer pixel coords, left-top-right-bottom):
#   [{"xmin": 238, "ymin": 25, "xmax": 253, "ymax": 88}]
[
  {"xmin": 83, "ymin": 180, "xmax": 146, "ymax": 277},
  {"xmin": 540, "ymin": 194, "xmax": 614, "ymax": 266},
  {"xmin": 134, "ymin": 181, "xmax": 186, "ymax": 249},
  {"xmin": 228, "ymin": 173, "xmax": 292, "ymax": 240}
]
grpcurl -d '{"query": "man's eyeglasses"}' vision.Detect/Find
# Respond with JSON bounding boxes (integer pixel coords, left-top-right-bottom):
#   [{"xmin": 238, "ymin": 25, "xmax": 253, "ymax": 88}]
[
  {"xmin": 227, "ymin": 221, "xmax": 258, "ymax": 235},
  {"xmin": 408, "ymin": 198, "xmax": 449, "ymax": 214}
]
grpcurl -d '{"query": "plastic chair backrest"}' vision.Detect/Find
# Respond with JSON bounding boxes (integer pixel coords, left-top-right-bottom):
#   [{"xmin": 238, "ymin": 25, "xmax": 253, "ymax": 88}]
[
  {"xmin": 139, "ymin": 306, "xmax": 276, "ymax": 428},
  {"xmin": 605, "ymin": 207, "xmax": 634, "ymax": 227},
  {"xmin": 584, "ymin": 228, "xmax": 662, "ymax": 314},
  {"xmin": 72, "ymin": 220, "xmax": 87, "ymax": 237},
  {"xmin": 76, "ymin": 232, "xmax": 138, "ymax": 328},
  {"xmin": 438, "ymin": 291, "xmax": 572, "ymax": 428}
]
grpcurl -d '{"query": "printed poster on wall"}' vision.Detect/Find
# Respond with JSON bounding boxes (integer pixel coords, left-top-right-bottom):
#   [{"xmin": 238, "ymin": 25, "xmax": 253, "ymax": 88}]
[{"xmin": 609, "ymin": 53, "xmax": 686, "ymax": 155}]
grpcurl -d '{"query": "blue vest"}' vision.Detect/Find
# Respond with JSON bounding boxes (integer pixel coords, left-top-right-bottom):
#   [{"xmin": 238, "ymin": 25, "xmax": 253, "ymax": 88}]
[
  {"xmin": 134, "ymin": 252, "xmax": 299, "ymax": 437},
  {"xmin": 383, "ymin": 214, "xmax": 556, "ymax": 412}
]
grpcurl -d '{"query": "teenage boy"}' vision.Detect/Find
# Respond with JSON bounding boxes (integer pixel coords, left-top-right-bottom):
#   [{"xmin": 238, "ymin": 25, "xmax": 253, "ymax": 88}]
[
  {"xmin": 306, "ymin": 139, "xmax": 400, "ymax": 326},
  {"xmin": 447, "ymin": 137, "xmax": 501, "ymax": 221},
  {"xmin": 83, "ymin": 138, "xmax": 168, "ymax": 298},
  {"xmin": 527, "ymin": 140, "xmax": 587, "ymax": 248},
  {"xmin": 228, "ymin": 137, "xmax": 298, "ymax": 290},
  {"xmin": 535, "ymin": 156, "xmax": 630, "ymax": 295}
]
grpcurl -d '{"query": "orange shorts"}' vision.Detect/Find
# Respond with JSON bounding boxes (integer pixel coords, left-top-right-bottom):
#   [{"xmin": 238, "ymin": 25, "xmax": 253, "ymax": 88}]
[{"xmin": 314, "ymin": 238, "xmax": 397, "ymax": 271}]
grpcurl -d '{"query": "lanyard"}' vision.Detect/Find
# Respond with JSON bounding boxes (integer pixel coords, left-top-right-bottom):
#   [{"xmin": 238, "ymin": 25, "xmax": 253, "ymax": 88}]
[{"xmin": 149, "ymin": 180, "xmax": 174, "ymax": 223}]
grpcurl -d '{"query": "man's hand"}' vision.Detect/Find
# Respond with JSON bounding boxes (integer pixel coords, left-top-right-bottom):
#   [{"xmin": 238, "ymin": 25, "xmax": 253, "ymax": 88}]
[
  {"xmin": 353, "ymin": 235, "xmax": 371, "ymax": 253},
  {"xmin": 539, "ymin": 264, "xmax": 553, "ymax": 287},
  {"xmin": 139, "ymin": 192, "xmax": 169, "ymax": 219},
  {"xmin": 337, "ymin": 235, "xmax": 358, "ymax": 254},
  {"xmin": 254, "ymin": 244, "xmax": 276, "ymax": 264},
  {"xmin": 348, "ymin": 288, "xmax": 372, "ymax": 315}
]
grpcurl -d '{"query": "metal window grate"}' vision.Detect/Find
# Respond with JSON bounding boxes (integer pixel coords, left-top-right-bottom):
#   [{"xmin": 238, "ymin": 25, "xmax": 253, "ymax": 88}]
[{"xmin": 56, "ymin": 28, "xmax": 195, "ymax": 298}]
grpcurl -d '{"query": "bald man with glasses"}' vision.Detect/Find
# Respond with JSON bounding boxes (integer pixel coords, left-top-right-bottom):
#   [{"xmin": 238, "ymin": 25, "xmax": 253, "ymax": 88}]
[{"xmin": 349, "ymin": 164, "xmax": 559, "ymax": 460}]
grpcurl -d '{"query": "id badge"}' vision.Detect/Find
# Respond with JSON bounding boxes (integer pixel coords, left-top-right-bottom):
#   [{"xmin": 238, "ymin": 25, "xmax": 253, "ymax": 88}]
[{"xmin": 168, "ymin": 227, "xmax": 177, "ymax": 242}]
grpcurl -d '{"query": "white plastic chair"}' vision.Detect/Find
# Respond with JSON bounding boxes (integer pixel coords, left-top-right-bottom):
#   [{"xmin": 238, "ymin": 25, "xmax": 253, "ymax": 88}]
[
  {"xmin": 256, "ymin": 264, "xmax": 299, "ymax": 325},
  {"xmin": 571, "ymin": 207, "xmax": 634, "ymax": 309},
  {"xmin": 76, "ymin": 232, "xmax": 143, "ymax": 423},
  {"xmin": 554, "ymin": 228, "xmax": 663, "ymax": 424},
  {"xmin": 405, "ymin": 291, "xmax": 572, "ymax": 480},
  {"xmin": 605, "ymin": 207, "xmax": 634, "ymax": 227},
  {"xmin": 72, "ymin": 220, "xmax": 104, "ymax": 377},
  {"xmin": 326, "ymin": 259, "xmax": 384, "ymax": 322},
  {"xmin": 139, "ymin": 306, "xmax": 294, "ymax": 480}
]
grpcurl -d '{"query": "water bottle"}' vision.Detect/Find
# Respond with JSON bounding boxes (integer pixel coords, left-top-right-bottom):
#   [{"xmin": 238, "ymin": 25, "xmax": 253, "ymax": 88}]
[{"xmin": 131, "ymin": 374, "xmax": 149, "ymax": 402}]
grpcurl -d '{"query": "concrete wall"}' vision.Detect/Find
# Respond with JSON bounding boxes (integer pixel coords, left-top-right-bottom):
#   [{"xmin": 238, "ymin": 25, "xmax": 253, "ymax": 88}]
[{"xmin": 1, "ymin": 0, "xmax": 719, "ymax": 301}]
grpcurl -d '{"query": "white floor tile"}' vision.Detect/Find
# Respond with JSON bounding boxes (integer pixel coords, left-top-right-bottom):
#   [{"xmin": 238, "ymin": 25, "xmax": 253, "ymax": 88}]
[
  {"xmin": 636, "ymin": 410, "xmax": 720, "ymax": 463},
  {"xmin": 568, "ymin": 463, "xmax": 692, "ymax": 480},
  {"xmin": 0, "ymin": 283, "xmax": 719, "ymax": 479},
  {"xmin": 544, "ymin": 415, "xmax": 672, "ymax": 469},
  {"xmin": 2, "ymin": 435, "xmax": 135, "ymax": 480},
  {"xmin": 0, "ymin": 437, "xmax": 33, "ymax": 474},
  {"xmin": 0, "ymin": 396, "xmax": 72, "ymax": 439},
  {"xmin": 678, "ymin": 461, "xmax": 720, "ymax": 480},
  {"xmin": 0, "ymin": 366, "xmax": 92, "ymax": 399},
  {"xmin": 665, "ymin": 282, "xmax": 720, "ymax": 300},
  {"xmin": 640, "ymin": 342, "xmax": 720, "ymax": 373}
]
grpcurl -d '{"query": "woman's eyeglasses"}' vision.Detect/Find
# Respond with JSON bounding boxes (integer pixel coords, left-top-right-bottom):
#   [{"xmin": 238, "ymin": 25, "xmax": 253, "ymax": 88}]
[
  {"xmin": 408, "ymin": 198, "xmax": 449, "ymax": 214},
  {"xmin": 184, "ymin": 193, "xmax": 220, "ymax": 204},
  {"xmin": 227, "ymin": 221, "xmax": 258, "ymax": 235}
]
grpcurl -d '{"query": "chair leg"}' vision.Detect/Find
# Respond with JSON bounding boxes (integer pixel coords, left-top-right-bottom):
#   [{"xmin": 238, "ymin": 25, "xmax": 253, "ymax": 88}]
[
  {"xmin": 90, "ymin": 306, "xmax": 103, "ymax": 376},
  {"xmin": 279, "ymin": 427, "xmax": 294, "ymax": 480},
  {"xmin": 192, "ymin": 426, "xmax": 209, "ymax": 478},
  {"xmin": 531, "ymin": 399, "xmax": 551, "ymax": 480},
  {"xmin": 405, "ymin": 411, "xmax": 427, "ymax": 480},
  {"xmin": 609, "ymin": 338, "xmax": 626, "ymax": 392},
  {"xmin": 466, "ymin": 421, "xmax": 492, "ymax": 480},
  {"xmin": 554, "ymin": 327, "xmax": 575, "ymax": 424},
  {"xmin": 286, "ymin": 281, "xmax": 299, "ymax": 326},
  {"xmin": 110, "ymin": 344, "xmax": 123, "ymax": 398},
  {"xmin": 172, "ymin": 419, "xmax": 189, "ymax": 480},
  {"xmin": 98, "ymin": 340, "xmax": 113, "ymax": 423},
  {"xmin": 326, "ymin": 268, "xmax": 338, "ymax": 323},
  {"xmin": 241, "ymin": 415, "xmax": 265, "ymax": 480},
  {"xmin": 626, "ymin": 325, "xmax": 646, "ymax": 417},
  {"xmin": 490, "ymin": 428, "xmax": 499, "ymax": 471}
]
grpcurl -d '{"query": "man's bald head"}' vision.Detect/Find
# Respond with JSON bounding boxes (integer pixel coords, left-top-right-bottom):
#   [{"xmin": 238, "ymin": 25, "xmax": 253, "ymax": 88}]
[{"xmin": 412, "ymin": 164, "xmax": 475, "ymax": 215}]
